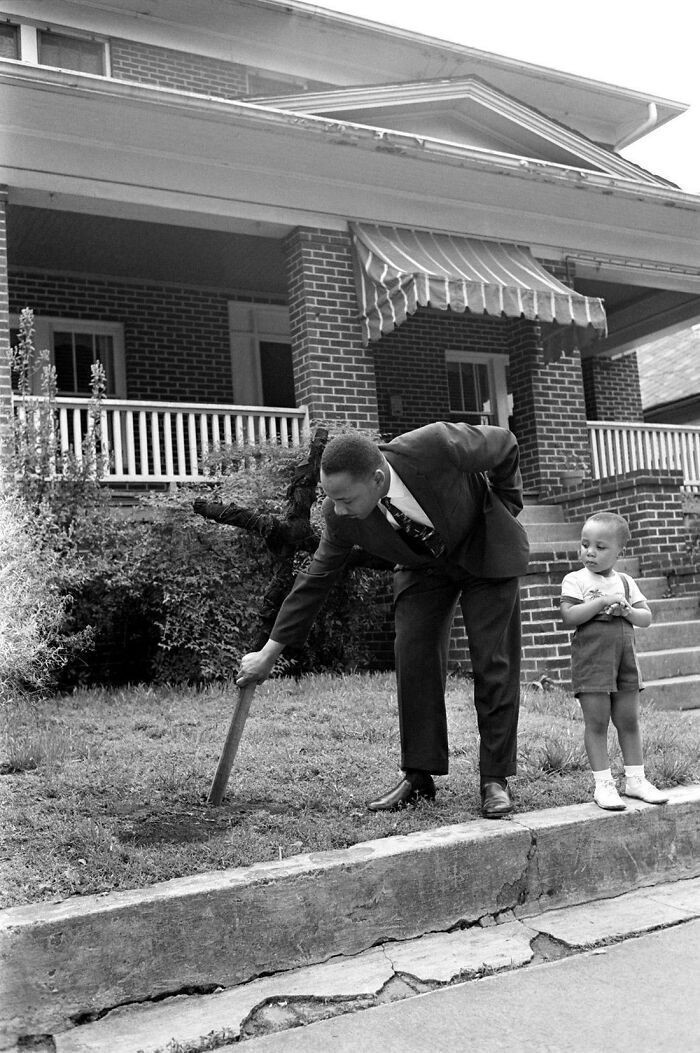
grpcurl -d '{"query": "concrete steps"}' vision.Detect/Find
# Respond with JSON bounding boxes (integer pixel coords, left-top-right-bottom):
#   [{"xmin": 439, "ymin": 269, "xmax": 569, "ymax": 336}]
[{"xmin": 522, "ymin": 502, "xmax": 700, "ymax": 711}]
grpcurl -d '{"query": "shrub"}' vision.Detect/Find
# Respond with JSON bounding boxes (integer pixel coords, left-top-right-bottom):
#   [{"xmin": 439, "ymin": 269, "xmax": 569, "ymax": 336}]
[
  {"xmin": 54, "ymin": 450, "xmax": 387, "ymax": 687},
  {"xmin": 0, "ymin": 493, "xmax": 76, "ymax": 699}
]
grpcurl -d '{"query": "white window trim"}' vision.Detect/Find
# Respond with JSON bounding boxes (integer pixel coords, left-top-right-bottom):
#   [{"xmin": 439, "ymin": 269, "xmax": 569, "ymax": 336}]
[
  {"xmin": 228, "ymin": 303, "xmax": 292, "ymax": 406},
  {"xmin": 445, "ymin": 350, "xmax": 510, "ymax": 428},
  {"xmin": 10, "ymin": 314, "xmax": 126, "ymax": 397},
  {"xmin": 16, "ymin": 22, "xmax": 110, "ymax": 76}
]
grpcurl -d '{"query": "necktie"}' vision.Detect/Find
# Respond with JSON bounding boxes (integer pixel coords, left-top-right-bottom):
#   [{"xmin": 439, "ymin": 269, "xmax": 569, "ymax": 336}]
[{"xmin": 380, "ymin": 497, "xmax": 446, "ymax": 559}]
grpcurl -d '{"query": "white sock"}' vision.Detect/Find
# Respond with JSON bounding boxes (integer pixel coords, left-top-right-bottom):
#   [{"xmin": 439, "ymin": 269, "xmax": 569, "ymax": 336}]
[
  {"xmin": 592, "ymin": 768, "xmax": 613, "ymax": 784},
  {"xmin": 624, "ymin": 765, "xmax": 645, "ymax": 780}
]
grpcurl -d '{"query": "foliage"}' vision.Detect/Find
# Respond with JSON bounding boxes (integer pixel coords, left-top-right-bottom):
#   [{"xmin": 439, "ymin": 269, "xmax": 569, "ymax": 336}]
[
  {"xmin": 3, "ymin": 316, "xmax": 386, "ymax": 687},
  {"xmin": 46, "ymin": 453, "xmax": 385, "ymax": 688},
  {"xmin": 0, "ymin": 493, "xmax": 78, "ymax": 701}
]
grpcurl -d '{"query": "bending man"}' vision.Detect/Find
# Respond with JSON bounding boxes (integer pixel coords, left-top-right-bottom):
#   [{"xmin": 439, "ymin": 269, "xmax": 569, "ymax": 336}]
[{"xmin": 237, "ymin": 422, "xmax": 529, "ymax": 819}]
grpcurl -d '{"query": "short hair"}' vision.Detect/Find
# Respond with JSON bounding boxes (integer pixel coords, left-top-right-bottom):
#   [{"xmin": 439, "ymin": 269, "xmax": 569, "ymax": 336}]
[
  {"xmin": 321, "ymin": 431, "xmax": 382, "ymax": 478},
  {"xmin": 584, "ymin": 511, "xmax": 631, "ymax": 546}
]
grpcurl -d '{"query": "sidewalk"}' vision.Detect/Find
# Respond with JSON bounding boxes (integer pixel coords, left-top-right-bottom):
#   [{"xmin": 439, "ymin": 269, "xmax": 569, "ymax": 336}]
[
  {"xmin": 41, "ymin": 875, "xmax": 700, "ymax": 1051},
  {"xmin": 2, "ymin": 786, "xmax": 699, "ymax": 1051},
  {"xmin": 236, "ymin": 913, "xmax": 700, "ymax": 1052}
]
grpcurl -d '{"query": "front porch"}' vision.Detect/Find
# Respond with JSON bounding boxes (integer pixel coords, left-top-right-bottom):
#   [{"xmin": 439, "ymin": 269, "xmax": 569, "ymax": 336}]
[{"xmin": 11, "ymin": 393, "xmax": 700, "ymax": 492}]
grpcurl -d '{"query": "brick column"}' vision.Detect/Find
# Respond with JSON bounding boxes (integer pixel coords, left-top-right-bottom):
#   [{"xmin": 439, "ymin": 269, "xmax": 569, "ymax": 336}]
[
  {"xmin": 508, "ymin": 319, "xmax": 589, "ymax": 494},
  {"xmin": 0, "ymin": 189, "xmax": 12, "ymax": 488},
  {"xmin": 582, "ymin": 354, "xmax": 644, "ymax": 421},
  {"xmin": 282, "ymin": 227, "xmax": 379, "ymax": 430}
]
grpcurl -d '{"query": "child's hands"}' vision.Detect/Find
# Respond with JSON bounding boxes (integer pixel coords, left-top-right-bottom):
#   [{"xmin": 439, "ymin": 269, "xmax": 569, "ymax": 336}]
[{"xmin": 600, "ymin": 590, "xmax": 628, "ymax": 617}]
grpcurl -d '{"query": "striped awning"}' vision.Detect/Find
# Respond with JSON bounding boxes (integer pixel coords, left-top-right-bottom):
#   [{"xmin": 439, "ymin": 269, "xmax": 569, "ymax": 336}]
[{"xmin": 351, "ymin": 223, "xmax": 607, "ymax": 350}]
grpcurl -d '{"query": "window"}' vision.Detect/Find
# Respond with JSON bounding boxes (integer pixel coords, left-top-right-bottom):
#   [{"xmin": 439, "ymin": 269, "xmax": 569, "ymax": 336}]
[
  {"xmin": 9, "ymin": 315, "xmax": 125, "ymax": 397},
  {"xmin": 445, "ymin": 352, "xmax": 510, "ymax": 428},
  {"xmin": 37, "ymin": 29, "xmax": 106, "ymax": 75},
  {"xmin": 228, "ymin": 304, "xmax": 294, "ymax": 407},
  {"xmin": 0, "ymin": 22, "xmax": 19, "ymax": 59}
]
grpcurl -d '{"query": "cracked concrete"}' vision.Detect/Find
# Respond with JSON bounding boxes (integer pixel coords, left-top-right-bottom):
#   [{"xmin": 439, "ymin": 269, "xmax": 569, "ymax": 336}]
[
  {"xmin": 3, "ymin": 786, "xmax": 699, "ymax": 1050},
  {"xmin": 27, "ymin": 876, "xmax": 700, "ymax": 1053}
]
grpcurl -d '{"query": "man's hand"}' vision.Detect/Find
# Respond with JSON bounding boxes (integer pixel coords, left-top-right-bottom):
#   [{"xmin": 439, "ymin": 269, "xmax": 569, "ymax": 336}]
[{"xmin": 236, "ymin": 640, "xmax": 284, "ymax": 686}]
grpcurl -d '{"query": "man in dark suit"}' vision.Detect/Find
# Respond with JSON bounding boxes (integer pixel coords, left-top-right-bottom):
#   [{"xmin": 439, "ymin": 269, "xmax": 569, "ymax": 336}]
[{"xmin": 237, "ymin": 422, "xmax": 530, "ymax": 818}]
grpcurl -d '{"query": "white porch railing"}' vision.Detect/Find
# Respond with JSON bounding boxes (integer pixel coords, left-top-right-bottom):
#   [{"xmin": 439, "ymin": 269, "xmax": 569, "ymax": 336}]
[
  {"xmin": 11, "ymin": 397, "xmax": 311, "ymax": 483},
  {"xmin": 588, "ymin": 420, "xmax": 700, "ymax": 491}
]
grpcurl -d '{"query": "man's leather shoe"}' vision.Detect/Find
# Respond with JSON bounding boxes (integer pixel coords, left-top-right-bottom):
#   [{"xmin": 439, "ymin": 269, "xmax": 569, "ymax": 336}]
[
  {"xmin": 367, "ymin": 772, "xmax": 436, "ymax": 812},
  {"xmin": 481, "ymin": 780, "xmax": 514, "ymax": 819}
]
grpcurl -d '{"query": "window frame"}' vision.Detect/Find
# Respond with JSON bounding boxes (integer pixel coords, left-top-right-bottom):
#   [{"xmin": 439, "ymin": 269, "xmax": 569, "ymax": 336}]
[
  {"xmin": 9, "ymin": 314, "xmax": 126, "ymax": 398},
  {"xmin": 445, "ymin": 350, "xmax": 510, "ymax": 428},
  {"xmin": 228, "ymin": 303, "xmax": 295, "ymax": 407},
  {"xmin": 13, "ymin": 21, "xmax": 110, "ymax": 76}
]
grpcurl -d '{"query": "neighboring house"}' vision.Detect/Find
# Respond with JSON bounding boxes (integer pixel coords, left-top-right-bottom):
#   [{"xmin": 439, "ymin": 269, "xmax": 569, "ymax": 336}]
[
  {"xmin": 1, "ymin": 0, "xmax": 699, "ymax": 682},
  {"xmin": 637, "ymin": 324, "xmax": 700, "ymax": 426}
]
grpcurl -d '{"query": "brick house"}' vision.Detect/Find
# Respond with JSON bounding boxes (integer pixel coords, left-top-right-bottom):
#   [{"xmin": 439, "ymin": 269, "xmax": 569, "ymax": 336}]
[{"xmin": 1, "ymin": 0, "xmax": 700, "ymax": 691}]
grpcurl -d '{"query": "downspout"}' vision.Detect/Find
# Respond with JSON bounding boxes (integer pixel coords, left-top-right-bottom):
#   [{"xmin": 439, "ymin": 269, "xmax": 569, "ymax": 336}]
[{"xmin": 614, "ymin": 102, "xmax": 658, "ymax": 151}]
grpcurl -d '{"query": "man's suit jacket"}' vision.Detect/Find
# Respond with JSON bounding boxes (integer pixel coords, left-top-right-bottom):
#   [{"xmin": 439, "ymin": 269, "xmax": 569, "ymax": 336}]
[{"xmin": 271, "ymin": 422, "xmax": 530, "ymax": 647}]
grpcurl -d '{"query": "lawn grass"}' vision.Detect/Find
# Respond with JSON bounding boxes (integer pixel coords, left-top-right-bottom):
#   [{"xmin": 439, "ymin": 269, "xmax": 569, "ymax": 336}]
[{"xmin": 1, "ymin": 672, "xmax": 699, "ymax": 910}]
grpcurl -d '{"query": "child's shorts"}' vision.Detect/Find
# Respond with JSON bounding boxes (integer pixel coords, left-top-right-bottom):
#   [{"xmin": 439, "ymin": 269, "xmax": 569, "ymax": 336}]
[{"xmin": 571, "ymin": 618, "xmax": 644, "ymax": 696}]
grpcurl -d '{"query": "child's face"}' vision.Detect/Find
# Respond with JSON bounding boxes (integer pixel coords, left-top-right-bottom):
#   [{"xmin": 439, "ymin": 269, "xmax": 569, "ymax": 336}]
[{"xmin": 580, "ymin": 520, "xmax": 624, "ymax": 575}]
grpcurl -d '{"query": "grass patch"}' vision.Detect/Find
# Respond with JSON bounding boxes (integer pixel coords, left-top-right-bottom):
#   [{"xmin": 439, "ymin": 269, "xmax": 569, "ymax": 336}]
[{"xmin": 1, "ymin": 673, "xmax": 698, "ymax": 909}]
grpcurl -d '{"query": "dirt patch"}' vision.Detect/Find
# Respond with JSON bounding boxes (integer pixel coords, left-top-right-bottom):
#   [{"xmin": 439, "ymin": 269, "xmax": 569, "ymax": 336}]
[{"xmin": 120, "ymin": 798, "xmax": 293, "ymax": 846}]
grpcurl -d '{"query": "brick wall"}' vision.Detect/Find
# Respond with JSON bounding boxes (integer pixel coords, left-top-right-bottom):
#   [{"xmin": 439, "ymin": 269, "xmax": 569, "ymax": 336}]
[
  {"xmin": 582, "ymin": 353, "xmax": 644, "ymax": 421},
  {"xmin": 109, "ymin": 38, "xmax": 330, "ymax": 100},
  {"xmin": 283, "ymin": 228, "xmax": 379, "ymax": 429},
  {"xmin": 555, "ymin": 470, "xmax": 689, "ymax": 576},
  {"xmin": 373, "ymin": 310, "xmax": 510, "ymax": 437},
  {"xmin": 8, "ymin": 271, "xmax": 280, "ymax": 404},
  {"xmin": 509, "ymin": 322, "xmax": 589, "ymax": 494},
  {"xmin": 110, "ymin": 38, "xmax": 248, "ymax": 98}
]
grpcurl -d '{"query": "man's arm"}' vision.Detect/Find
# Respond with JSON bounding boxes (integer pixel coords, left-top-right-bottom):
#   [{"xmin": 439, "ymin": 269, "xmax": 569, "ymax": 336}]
[
  {"xmin": 441, "ymin": 423, "xmax": 523, "ymax": 515},
  {"xmin": 236, "ymin": 509, "xmax": 354, "ymax": 685}
]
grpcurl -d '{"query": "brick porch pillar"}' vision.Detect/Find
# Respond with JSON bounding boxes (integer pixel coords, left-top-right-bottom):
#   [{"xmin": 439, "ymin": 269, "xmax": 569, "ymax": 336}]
[
  {"xmin": 0, "ymin": 188, "xmax": 12, "ymax": 487},
  {"xmin": 283, "ymin": 226, "xmax": 379, "ymax": 431},
  {"xmin": 509, "ymin": 319, "xmax": 589, "ymax": 495},
  {"xmin": 582, "ymin": 354, "xmax": 644, "ymax": 421}
]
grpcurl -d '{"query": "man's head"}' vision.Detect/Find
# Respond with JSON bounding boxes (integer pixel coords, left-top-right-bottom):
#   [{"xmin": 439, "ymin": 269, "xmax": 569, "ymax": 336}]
[{"xmin": 320, "ymin": 432, "xmax": 389, "ymax": 519}]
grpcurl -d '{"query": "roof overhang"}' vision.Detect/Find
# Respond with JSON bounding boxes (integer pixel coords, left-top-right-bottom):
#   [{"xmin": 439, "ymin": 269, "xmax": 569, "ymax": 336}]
[
  {"xmin": 3, "ymin": 0, "xmax": 689, "ymax": 148},
  {"xmin": 2, "ymin": 62, "xmax": 699, "ymax": 345},
  {"xmin": 251, "ymin": 78, "xmax": 671, "ymax": 186}
]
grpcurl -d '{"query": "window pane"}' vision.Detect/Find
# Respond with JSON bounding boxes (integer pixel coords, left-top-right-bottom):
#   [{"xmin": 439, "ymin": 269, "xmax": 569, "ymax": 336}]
[
  {"xmin": 74, "ymin": 333, "xmax": 94, "ymax": 394},
  {"xmin": 38, "ymin": 31, "xmax": 104, "ymax": 74},
  {"xmin": 53, "ymin": 332, "xmax": 76, "ymax": 393},
  {"xmin": 447, "ymin": 359, "xmax": 495, "ymax": 424},
  {"xmin": 259, "ymin": 341, "xmax": 296, "ymax": 407},
  {"xmin": 0, "ymin": 23, "xmax": 19, "ymax": 59},
  {"xmin": 446, "ymin": 361, "xmax": 463, "ymax": 411},
  {"xmin": 94, "ymin": 334, "xmax": 115, "ymax": 393}
]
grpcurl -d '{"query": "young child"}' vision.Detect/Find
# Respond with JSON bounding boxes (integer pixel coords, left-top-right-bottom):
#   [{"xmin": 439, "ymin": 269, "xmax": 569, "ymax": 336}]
[{"xmin": 560, "ymin": 511, "xmax": 668, "ymax": 811}]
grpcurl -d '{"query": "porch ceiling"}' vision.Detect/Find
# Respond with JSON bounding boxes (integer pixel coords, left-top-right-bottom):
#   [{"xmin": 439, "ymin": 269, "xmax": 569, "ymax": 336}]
[{"xmin": 7, "ymin": 206, "xmax": 288, "ymax": 295}]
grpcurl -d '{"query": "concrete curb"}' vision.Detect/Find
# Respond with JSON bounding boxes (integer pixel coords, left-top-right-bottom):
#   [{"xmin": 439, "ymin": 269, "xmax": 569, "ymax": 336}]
[{"xmin": 2, "ymin": 786, "xmax": 699, "ymax": 1048}]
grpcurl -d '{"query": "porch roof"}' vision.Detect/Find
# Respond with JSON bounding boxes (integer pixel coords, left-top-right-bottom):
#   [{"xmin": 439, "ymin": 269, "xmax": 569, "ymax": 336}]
[{"xmin": 351, "ymin": 223, "xmax": 608, "ymax": 346}]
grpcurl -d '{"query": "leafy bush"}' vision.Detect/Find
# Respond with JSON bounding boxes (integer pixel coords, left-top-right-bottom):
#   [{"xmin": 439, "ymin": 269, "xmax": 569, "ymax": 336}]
[
  {"xmin": 0, "ymin": 493, "xmax": 80, "ymax": 700},
  {"xmin": 53, "ymin": 452, "xmax": 387, "ymax": 687},
  {"xmin": 4, "ymin": 313, "xmax": 388, "ymax": 687}
]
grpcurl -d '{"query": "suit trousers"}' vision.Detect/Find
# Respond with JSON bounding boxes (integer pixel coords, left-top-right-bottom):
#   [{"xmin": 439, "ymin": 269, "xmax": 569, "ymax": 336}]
[{"xmin": 393, "ymin": 568, "xmax": 521, "ymax": 778}]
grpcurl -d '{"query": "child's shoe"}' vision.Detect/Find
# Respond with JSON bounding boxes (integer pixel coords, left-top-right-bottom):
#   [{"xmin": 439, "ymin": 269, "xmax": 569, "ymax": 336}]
[
  {"xmin": 593, "ymin": 779, "xmax": 626, "ymax": 811},
  {"xmin": 623, "ymin": 776, "xmax": 669, "ymax": 804}
]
